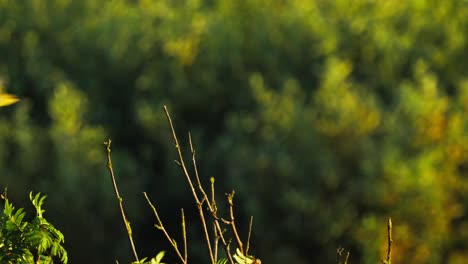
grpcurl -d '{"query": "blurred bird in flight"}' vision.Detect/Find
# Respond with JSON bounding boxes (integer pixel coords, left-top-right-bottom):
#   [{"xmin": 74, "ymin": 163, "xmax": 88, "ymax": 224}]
[{"xmin": 0, "ymin": 80, "xmax": 19, "ymax": 107}]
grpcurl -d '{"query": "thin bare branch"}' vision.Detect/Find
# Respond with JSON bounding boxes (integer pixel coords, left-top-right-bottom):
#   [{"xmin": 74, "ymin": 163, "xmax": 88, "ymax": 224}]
[
  {"xmin": 210, "ymin": 177, "xmax": 217, "ymax": 214},
  {"xmin": 386, "ymin": 218, "xmax": 392, "ymax": 263},
  {"xmin": 163, "ymin": 106, "xmax": 219, "ymax": 263},
  {"xmin": 143, "ymin": 192, "xmax": 186, "ymax": 263},
  {"xmin": 245, "ymin": 216, "xmax": 254, "ymax": 256},
  {"xmin": 227, "ymin": 191, "xmax": 244, "ymax": 254},
  {"xmin": 214, "ymin": 223, "xmax": 220, "ymax": 261},
  {"xmin": 189, "ymin": 132, "xmax": 206, "ymax": 198},
  {"xmin": 208, "ymin": 179, "xmax": 235, "ymax": 263},
  {"xmin": 336, "ymin": 247, "xmax": 350, "ymax": 264},
  {"xmin": 163, "ymin": 106, "xmax": 244, "ymax": 264},
  {"xmin": 189, "ymin": 132, "xmax": 215, "ymax": 260},
  {"xmin": 104, "ymin": 139, "xmax": 139, "ymax": 262},
  {"xmin": 380, "ymin": 218, "xmax": 393, "ymax": 264},
  {"xmin": 181, "ymin": 208, "xmax": 188, "ymax": 263},
  {"xmin": 163, "ymin": 106, "xmax": 199, "ymax": 203}
]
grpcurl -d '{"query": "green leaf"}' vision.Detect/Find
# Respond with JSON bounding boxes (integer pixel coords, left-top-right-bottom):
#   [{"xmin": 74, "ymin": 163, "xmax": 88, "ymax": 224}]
[
  {"xmin": 155, "ymin": 251, "xmax": 165, "ymax": 262},
  {"xmin": 217, "ymin": 258, "xmax": 228, "ymax": 264}
]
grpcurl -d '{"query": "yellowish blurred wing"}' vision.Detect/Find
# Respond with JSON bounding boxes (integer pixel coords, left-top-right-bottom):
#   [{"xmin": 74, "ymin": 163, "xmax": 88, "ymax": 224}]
[{"xmin": 0, "ymin": 93, "xmax": 19, "ymax": 107}]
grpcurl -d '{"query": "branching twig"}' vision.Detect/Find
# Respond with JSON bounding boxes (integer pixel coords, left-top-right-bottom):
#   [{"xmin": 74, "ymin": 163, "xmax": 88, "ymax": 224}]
[
  {"xmin": 227, "ymin": 191, "xmax": 244, "ymax": 254},
  {"xmin": 163, "ymin": 105, "xmax": 236, "ymax": 264},
  {"xmin": 336, "ymin": 247, "xmax": 350, "ymax": 264},
  {"xmin": 143, "ymin": 192, "xmax": 186, "ymax": 263},
  {"xmin": 189, "ymin": 132, "xmax": 208, "ymax": 199},
  {"xmin": 163, "ymin": 106, "xmax": 198, "ymax": 202},
  {"xmin": 163, "ymin": 106, "xmax": 218, "ymax": 263},
  {"xmin": 204, "ymin": 176, "xmax": 234, "ymax": 260},
  {"xmin": 104, "ymin": 139, "xmax": 139, "ymax": 262},
  {"xmin": 105, "ymin": 107, "xmax": 260, "ymax": 264},
  {"xmin": 189, "ymin": 132, "xmax": 215, "ymax": 262}
]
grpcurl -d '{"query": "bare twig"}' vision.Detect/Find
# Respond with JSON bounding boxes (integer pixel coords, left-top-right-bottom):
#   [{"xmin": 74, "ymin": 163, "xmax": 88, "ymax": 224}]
[
  {"xmin": 214, "ymin": 225, "xmax": 219, "ymax": 261},
  {"xmin": 189, "ymin": 132, "xmax": 215, "ymax": 261},
  {"xmin": 381, "ymin": 218, "xmax": 392, "ymax": 264},
  {"xmin": 211, "ymin": 177, "xmax": 220, "ymax": 261},
  {"xmin": 245, "ymin": 216, "xmax": 254, "ymax": 256},
  {"xmin": 163, "ymin": 106, "xmax": 198, "ymax": 202},
  {"xmin": 164, "ymin": 106, "xmax": 235, "ymax": 264},
  {"xmin": 104, "ymin": 107, "xmax": 259, "ymax": 264},
  {"xmin": 143, "ymin": 192, "xmax": 186, "ymax": 263},
  {"xmin": 386, "ymin": 218, "xmax": 393, "ymax": 263},
  {"xmin": 388, "ymin": 218, "xmax": 392, "ymax": 262},
  {"xmin": 210, "ymin": 177, "xmax": 217, "ymax": 215},
  {"xmin": 163, "ymin": 106, "xmax": 216, "ymax": 263},
  {"xmin": 104, "ymin": 139, "xmax": 139, "ymax": 262},
  {"xmin": 227, "ymin": 191, "xmax": 244, "ymax": 254},
  {"xmin": 336, "ymin": 247, "xmax": 350, "ymax": 264},
  {"xmin": 207, "ymin": 183, "xmax": 235, "ymax": 264},
  {"xmin": 189, "ymin": 132, "xmax": 207, "ymax": 199},
  {"xmin": 182, "ymin": 208, "xmax": 188, "ymax": 263}
]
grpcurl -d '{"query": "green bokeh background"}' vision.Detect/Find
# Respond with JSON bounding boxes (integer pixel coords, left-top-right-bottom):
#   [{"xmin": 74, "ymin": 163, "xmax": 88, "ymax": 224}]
[{"xmin": 1, "ymin": 0, "xmax": 468, "ymax": 263}]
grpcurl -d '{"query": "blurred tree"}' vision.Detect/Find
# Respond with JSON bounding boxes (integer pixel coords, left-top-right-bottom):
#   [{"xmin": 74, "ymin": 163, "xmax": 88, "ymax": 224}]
[{"xmin": 0, "ymin": 0, "xmax": 467, "ymax": 263}]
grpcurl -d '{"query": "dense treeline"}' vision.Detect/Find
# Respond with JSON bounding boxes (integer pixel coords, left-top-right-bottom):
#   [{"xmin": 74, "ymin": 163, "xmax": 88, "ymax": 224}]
[{"xmin": 0, "ymin": 0, "xmax": 467, "ymax": 263}]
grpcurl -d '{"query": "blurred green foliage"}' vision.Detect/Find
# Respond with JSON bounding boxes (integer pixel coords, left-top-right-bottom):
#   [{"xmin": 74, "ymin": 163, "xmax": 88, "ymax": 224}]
[{"xmin": 0, "ymin": 0, "xmax": 467, "ymax": 263}]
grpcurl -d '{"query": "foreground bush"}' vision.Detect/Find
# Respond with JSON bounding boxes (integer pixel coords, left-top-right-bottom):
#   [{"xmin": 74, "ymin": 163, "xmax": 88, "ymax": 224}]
[{"xmin": 0, "ymin": 191, "xmax": 68, "ymax": 264}]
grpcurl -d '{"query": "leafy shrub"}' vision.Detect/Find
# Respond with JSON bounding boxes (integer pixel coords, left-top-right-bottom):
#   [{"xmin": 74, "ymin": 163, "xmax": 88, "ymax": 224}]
[{"xmin": 0, "ymin": 191, "xmax": 68, "ymax": 264}]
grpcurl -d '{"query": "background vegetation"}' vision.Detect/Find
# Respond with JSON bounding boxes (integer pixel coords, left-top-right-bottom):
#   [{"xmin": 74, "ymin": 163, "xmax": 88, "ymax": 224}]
[{"xmin": 0, "ymin": 0, "xmax": 467, "ymax": 263}]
